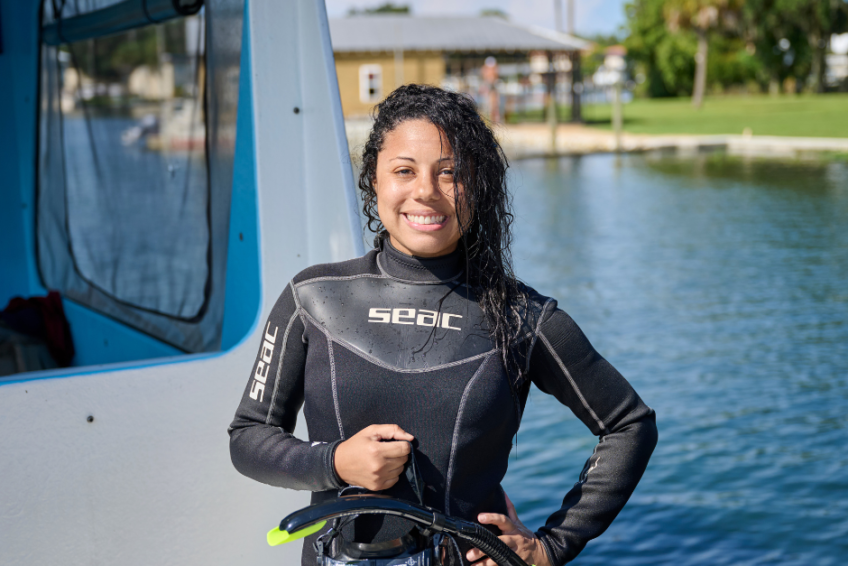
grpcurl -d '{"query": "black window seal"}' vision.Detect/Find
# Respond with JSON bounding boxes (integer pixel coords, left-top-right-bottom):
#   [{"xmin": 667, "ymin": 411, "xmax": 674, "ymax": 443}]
[{"xmin": 43, "ymin": 0, "xmax": 203, "ymax": 46}]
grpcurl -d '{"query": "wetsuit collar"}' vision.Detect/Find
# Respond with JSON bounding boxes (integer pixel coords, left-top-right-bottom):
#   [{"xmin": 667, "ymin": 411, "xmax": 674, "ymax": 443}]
[{"xmin": 379, "ymin": 238, "xmax": 464, "ymax": 283}]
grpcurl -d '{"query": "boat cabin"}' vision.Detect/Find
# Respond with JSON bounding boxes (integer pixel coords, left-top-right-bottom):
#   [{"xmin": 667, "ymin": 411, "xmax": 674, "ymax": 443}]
[{"xmin": 0, "ymin": 1, "xmax": 361, "ymax": 564}]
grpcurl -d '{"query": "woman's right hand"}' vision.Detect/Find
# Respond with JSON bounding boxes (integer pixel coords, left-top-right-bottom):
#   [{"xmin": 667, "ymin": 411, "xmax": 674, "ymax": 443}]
[{"xmin": 333, "ymin": 424, "xmax": 414, "ymax": 491}]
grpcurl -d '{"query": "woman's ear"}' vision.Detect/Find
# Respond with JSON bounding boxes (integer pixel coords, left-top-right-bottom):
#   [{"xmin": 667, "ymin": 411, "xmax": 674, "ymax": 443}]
[{"xmin": 370, "ymin": 174, "xmax": 381, "ymax": 204}]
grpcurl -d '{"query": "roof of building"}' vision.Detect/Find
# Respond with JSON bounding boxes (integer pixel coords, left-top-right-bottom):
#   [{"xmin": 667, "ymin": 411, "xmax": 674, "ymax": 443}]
[{"xmin": 329, "ymin": 15, "xmax": 591, "ymax": 53}]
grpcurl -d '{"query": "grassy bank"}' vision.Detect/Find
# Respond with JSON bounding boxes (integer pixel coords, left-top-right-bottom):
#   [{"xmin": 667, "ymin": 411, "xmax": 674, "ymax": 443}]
[{"xmin": 510, "ymin": 94, "xmax": 848, "ymax": 138}]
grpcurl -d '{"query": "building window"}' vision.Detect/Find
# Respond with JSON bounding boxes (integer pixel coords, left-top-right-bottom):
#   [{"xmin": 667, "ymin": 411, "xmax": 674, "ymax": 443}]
[{"xmin": 359, "ymin": 64, "xmax": 382, "ymax": 103}]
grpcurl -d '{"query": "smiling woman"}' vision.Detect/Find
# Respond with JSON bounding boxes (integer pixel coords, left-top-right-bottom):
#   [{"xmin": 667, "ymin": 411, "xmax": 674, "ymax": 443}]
[{"xmin": 228, "ymin": 84, "xmax": 658, "ymax": 566}]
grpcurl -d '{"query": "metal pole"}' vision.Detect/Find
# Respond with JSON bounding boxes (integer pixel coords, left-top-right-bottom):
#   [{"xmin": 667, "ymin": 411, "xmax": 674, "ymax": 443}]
[
  {"xmin": 566, "ymin": 0, "xmax": 581, "ymax": 123},
  {"xmin": 554, "ymin": 0, "xmax": 562, "ymax": 32},
  {"xmin": 394, "ymin": 23, "xmax": 404, "ymax": 89},
  {"xmin": 547, "ymin": 52, "xmax": 557, "ymax": 154},
  {"xmin": 570, "ymin": 52, "xmax": 582, "ymax": 123},
  {"xmin": 613, "ymin": 81, "xmax": 623, "ymax": 152}
]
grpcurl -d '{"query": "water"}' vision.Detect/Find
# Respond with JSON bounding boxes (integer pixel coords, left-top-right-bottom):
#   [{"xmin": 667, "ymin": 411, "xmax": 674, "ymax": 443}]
[{"xmin": 503, "ymin": 153, "xmax": 848, "ymax": 565}]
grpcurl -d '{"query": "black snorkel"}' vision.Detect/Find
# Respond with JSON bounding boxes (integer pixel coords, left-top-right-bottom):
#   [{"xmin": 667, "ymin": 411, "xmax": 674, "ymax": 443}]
[{"xmin": 268, "ymin": 493, "xmax": 532, "ymax": 566}]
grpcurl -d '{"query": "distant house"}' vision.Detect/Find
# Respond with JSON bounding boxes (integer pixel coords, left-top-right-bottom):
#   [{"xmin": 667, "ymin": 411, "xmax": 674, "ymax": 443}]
[
  {"xmin": 827, "ymin": 33, "xmax": 848, "ymax": 89},
  {"xmin": 592, "ymin": 45, "xmax": 628, "ymax": 87},
  {"xmin": 329, "ymin": 15, "xmax": 589, "ymax": 118}
]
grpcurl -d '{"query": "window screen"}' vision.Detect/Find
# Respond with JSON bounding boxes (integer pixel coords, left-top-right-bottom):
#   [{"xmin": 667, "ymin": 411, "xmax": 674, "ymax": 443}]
[
  {"xmin": 60, "ymin": 18, "xmax": 209, "ymax": 318},
  {"xmin": 38, "ymin": 0, "xmax": 244, "ymax": 352}
]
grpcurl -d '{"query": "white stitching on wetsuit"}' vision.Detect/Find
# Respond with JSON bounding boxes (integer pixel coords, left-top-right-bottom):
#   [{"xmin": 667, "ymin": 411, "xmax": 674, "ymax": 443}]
[
  {"xmin": 538, "ymin": 331, "xmax": 608, "ymax": 434},
  {"xmin": 326, "ymin": 336, "xmax": 345, "ymax": 440},
  {"xmin": 376, "ymin": 252, "xmax": 464, "ymax": 285},
  {"xmin": 292, "ymin": 257, "xmax": 463, "ymax": 288},
  {"xmin": 444, "ymin": 352, "xmax": 494, "ymax": 515},
  {"xmin": 293, "ymin": 273, "xmax": 387, "ymax": 288},
  {"xmin": 266, "ymin": 310, "xmax": 300, "ymax": 425},
  {"xmin": 332, "ymin": 335, "xmax": 494, "ymax": 374},
  {"xmin": 290, "ymin": 279, "xmax": 308, "ymax": 330},
  {"xmin": 577, "ymin": 438, "xmax": 604, "ymax": 485},
  {"xmin": 524, "ymin": 298, "xmax": 555, "ymax": 374},
  {"xmin": 299, "ymin": 308, "xmax": 496, "ymax": 374}
]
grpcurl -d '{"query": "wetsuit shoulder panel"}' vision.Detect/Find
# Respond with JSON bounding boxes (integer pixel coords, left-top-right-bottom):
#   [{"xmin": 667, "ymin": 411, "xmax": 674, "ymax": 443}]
[{"xmin": 295, "ymin": 277, "xmax": 494, "ymax": 370}]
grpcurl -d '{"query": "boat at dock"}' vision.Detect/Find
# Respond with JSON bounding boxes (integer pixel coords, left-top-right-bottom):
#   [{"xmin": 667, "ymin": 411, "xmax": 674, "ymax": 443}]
[{"xmin": 0, "ymin": 1, "xmax": 362, "ymax": 565}]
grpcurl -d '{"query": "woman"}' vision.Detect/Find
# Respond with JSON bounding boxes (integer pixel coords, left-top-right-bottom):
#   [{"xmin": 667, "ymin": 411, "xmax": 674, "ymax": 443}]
[{"xmin": 229, "ymin": 85, "xmax": 657, "ymax": 566}]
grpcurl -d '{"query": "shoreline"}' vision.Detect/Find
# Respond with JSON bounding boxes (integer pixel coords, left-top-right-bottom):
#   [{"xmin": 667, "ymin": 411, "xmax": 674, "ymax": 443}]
[{"xmin": 345, "ymin": 119, "xmax": 848, "ymax": 161}]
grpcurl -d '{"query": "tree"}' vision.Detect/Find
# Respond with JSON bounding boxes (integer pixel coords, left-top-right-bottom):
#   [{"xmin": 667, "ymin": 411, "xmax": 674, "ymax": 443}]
[
  {"xmin": 624, "ymin": 0, "xmax": 846, "ymax": 97},
  {"xmin": 739, "ymin": 0, "xmax": 848, "ymax": 93},
  {"xmin": 664, "ymin": 0, "xmax": 744, "ymax": 108},
  {"xmin": 625, "ymin": 0, "xmax": 696, "ymax": 97},
  {"xmin": 480, "ymin": 9, "xmax": 509, "ymax": 19},
  {"xmin": 741, "ymin": 0, "xmax": 810, "ymax": 93},
  {"xmin": 348, "ymin": 3, "xmax": 411, "ymax": 15},
  {"xmin": 773, "ymin": 0, "xmax": 848, "ymax": 92}
]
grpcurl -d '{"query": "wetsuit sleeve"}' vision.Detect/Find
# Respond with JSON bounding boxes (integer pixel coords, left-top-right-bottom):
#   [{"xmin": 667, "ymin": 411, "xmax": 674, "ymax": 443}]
[
  {"xmin": 527, "ymin": 304, "xmax": 658, "ymax": 566},
  {"xmin": 228, "ymin": 284, "xmax": 344, "ymax": 491}
]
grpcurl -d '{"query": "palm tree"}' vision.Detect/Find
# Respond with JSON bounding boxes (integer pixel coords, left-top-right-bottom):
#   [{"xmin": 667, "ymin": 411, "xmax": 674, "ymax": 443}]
[{"xmin": 664, "ymin": 0, "xmax": 743, "ymax": 108}]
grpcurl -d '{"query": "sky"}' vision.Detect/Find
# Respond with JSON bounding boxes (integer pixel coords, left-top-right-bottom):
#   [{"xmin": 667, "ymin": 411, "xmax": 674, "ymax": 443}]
[{"xmin": 324, "ymin": 0, "xmax": 631, "ymax": 38}]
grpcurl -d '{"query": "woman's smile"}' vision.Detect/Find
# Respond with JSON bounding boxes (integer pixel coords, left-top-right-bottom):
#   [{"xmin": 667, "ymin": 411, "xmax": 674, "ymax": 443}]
[{"xmin": 402, "ymin": 212, "xmax": 449, "ymax": 230}]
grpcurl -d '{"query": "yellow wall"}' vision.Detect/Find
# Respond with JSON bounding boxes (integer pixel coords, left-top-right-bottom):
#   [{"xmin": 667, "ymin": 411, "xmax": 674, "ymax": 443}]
[{"xmin": 334, "ymin": 51, "xmax": 446, "ymax": 117}]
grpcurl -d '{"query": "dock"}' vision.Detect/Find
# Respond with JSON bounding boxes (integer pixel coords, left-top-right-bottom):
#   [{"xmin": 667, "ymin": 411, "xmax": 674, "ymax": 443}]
[{"xmin": 345, "ymin": 119, "xmax": 848, "ymax": 161}]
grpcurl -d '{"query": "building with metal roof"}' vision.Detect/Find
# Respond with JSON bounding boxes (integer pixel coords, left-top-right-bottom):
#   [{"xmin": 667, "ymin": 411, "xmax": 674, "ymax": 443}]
[
  {"xmin": 330, "ymin": 15, "xmax": 590, "ymax": 54},
  {"xmin": 328, "ymin": 15, "xmax": 590, "ymax": 118}
]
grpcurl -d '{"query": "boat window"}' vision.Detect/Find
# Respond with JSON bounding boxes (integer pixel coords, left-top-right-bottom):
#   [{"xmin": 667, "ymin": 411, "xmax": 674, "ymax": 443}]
[{"xmin": 37, "ymin": 0, "xmax": 244, "ymax": 353}]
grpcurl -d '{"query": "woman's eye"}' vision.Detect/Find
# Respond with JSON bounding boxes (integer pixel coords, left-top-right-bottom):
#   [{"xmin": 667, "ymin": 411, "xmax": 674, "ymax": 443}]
[
  {"xmin": 396, "ymin": 168, "xmax": 413, "ymax": 176},
  {"xmin": 440, "ymin": 169, "xmax": 454, "ymax": 176}
]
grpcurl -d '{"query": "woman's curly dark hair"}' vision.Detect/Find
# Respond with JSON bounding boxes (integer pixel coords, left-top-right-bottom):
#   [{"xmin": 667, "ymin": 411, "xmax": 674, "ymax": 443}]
[{"xmin": 359, "ymin": 84, "xmax": 528, "ymax": 385}]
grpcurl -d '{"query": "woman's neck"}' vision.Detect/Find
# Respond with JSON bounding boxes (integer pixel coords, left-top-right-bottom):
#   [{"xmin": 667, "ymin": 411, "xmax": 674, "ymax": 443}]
[{"xmin": 378, "ymin": 237, "xmax": 464, "ymax": 282}]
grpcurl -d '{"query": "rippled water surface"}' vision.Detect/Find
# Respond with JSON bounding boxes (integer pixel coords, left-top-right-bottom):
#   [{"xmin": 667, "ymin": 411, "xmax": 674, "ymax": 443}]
[{"xmin": 502, "ymin": 153, "xmax": 848, "ymax": 565}]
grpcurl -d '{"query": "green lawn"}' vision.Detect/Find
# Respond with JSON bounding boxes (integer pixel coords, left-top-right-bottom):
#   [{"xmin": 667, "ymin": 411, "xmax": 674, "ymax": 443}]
[{"xmin": 511, "ymin": 94, "xmax": 848, "ymax": 138}]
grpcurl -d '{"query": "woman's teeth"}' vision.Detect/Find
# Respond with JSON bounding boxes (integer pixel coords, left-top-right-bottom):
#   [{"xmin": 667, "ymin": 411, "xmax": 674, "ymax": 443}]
[{"xmin": 406, "ymin": 214, "xmax": 446, "ymax": 225}]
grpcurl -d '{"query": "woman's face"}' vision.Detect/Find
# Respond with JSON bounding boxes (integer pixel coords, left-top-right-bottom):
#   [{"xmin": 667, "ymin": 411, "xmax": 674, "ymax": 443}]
[{"xmin": 374, "ymin": 119, "xmax": 465, "ymax": 258}]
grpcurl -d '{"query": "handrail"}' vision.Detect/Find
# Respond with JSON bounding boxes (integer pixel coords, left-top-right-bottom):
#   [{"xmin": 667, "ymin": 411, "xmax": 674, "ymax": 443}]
[{"xmin": 42, "ymin": 0, "xmax": 203, "ymax": 46}]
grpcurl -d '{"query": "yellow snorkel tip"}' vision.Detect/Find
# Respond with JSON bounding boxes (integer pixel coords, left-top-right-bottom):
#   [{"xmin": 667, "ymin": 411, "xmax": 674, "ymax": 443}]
[{"xmin": 267, "ymin": 520, "xmax": 327, "ymax": 546}]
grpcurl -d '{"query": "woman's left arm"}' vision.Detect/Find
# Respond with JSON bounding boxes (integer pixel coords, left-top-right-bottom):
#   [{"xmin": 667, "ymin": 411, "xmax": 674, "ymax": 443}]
[
  {"xmin": 472, "ymin": 304, "xmax": 658, "ymax": 566},
  {"xmin": 530, "ymin": 306, "xmax": 657, "ymax": 566}
]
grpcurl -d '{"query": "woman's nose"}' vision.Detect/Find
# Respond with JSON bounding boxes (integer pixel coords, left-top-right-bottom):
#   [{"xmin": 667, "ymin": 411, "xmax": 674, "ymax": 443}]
[{"xmin": 413, "ymin": 172, "xmax": 441, "ymax": 201}]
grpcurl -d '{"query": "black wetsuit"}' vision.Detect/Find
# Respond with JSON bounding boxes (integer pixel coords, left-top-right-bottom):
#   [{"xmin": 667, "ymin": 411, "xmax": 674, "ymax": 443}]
[{"xmin": 228, "ymin": 240, "xmax": 657, "ymax": 566}]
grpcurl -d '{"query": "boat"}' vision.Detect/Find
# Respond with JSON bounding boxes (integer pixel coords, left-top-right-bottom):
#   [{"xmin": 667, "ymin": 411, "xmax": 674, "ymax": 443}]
[{"xmin": 0, "ymin": 1, "xmax": 363, "ymax": 564}]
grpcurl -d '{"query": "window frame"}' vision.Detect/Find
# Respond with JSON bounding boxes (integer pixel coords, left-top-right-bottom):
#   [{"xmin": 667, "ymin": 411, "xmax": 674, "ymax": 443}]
[{"xmin": 34, "ymin": 1, "xmax": 223, "ymax": 353}]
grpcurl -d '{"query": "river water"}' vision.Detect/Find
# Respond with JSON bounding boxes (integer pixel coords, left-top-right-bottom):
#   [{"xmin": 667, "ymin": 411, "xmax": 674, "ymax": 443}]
[{"xmin": 503, "ymin": 153, "xmax": 848, "ymax": 565}]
